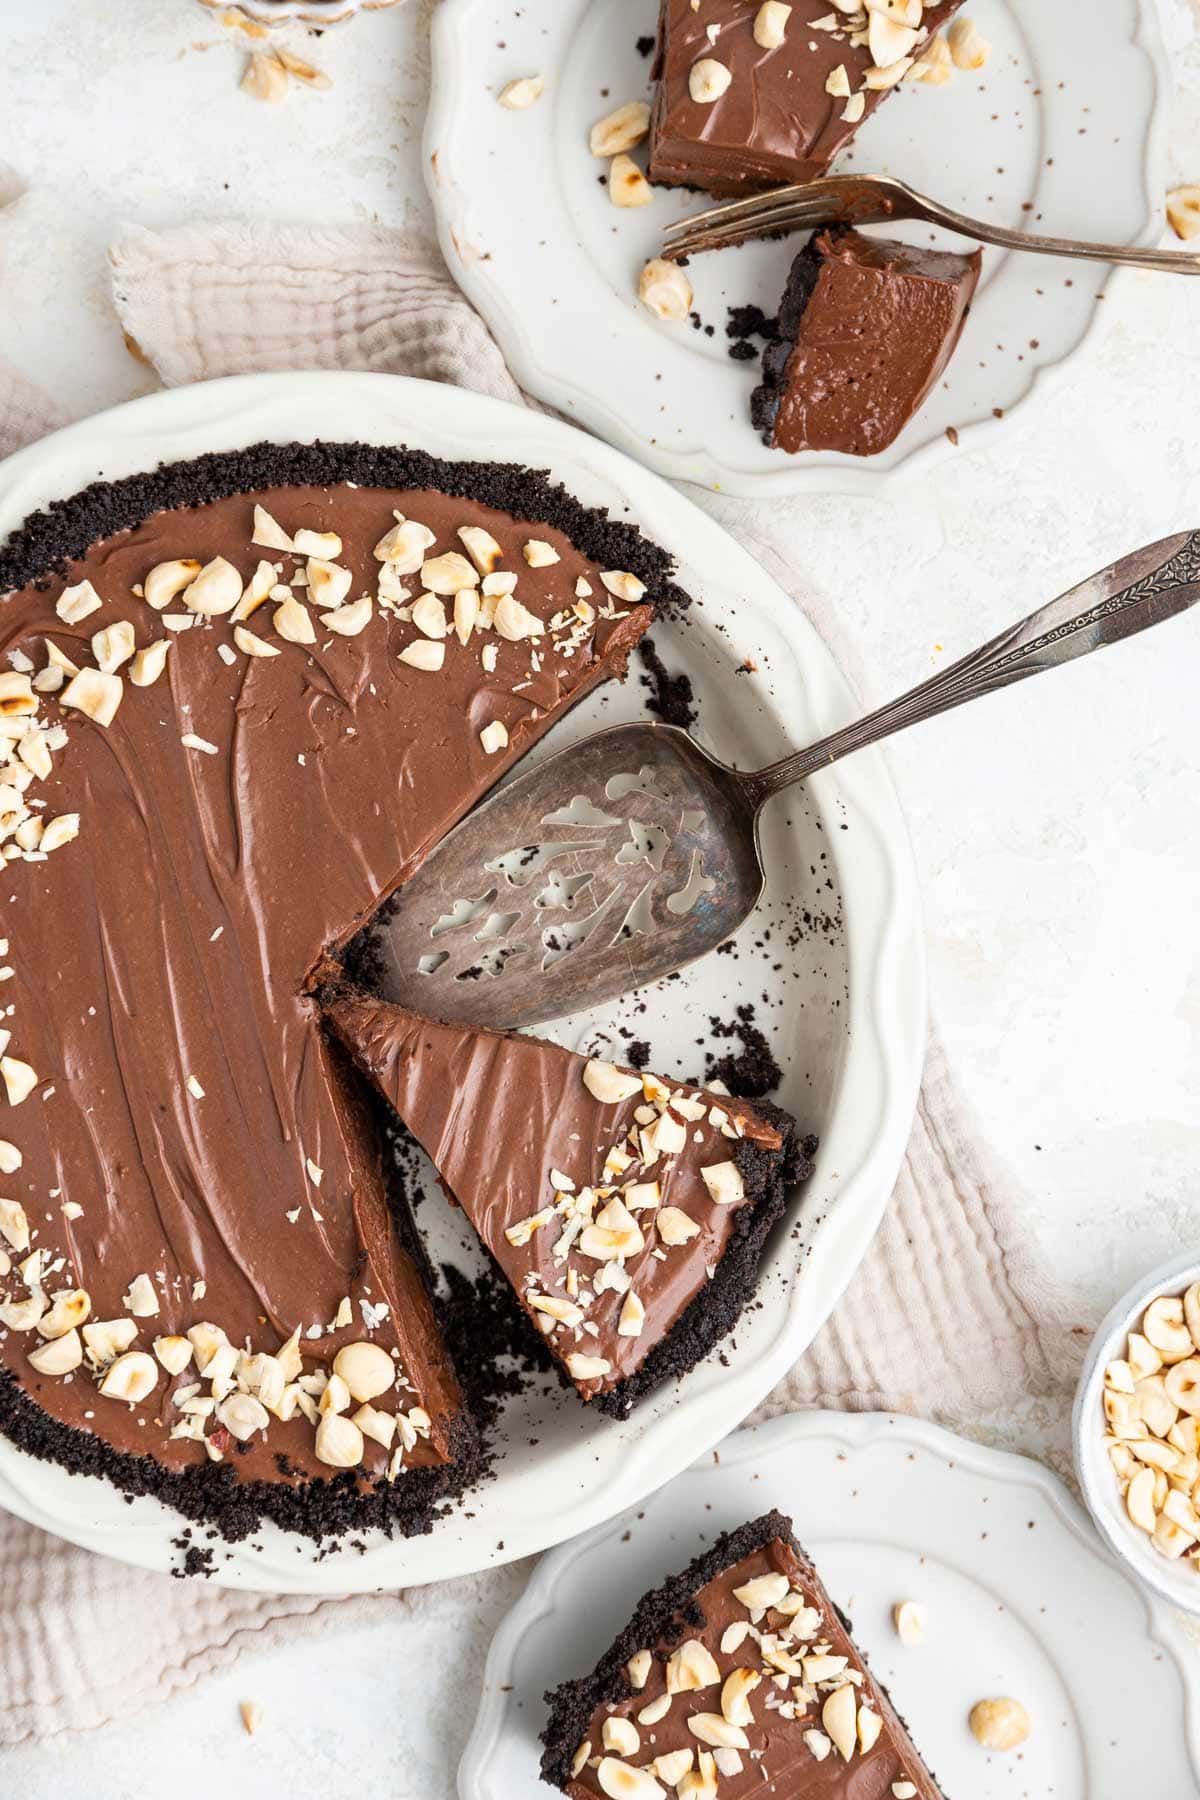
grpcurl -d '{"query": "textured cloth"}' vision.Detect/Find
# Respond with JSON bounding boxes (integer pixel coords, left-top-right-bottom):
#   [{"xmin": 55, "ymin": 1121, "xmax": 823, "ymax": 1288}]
[
  {"xmin": 0, "ymin": 217, "xmax": 1077, "ymax": 1748},
  {"xmin": 763, "ymin": 1033, "xmax": 1073, "ymax": 1418},
  {"xmin": 111, "ymin": 222, "xmax": 526, "ymax": 405}
]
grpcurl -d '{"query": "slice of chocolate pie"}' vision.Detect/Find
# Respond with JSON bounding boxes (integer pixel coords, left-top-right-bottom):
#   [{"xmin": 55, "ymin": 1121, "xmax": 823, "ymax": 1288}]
[
  {"xmin": 323, "ymin": 992, "xmax": 814, "ymax": 1416},
  {"xmin": 542, "ymin": 1509, "xmax": 946, "ymax": 1798},
  {"xmin": 751, "ymin": 228, "xmax": 981, "ymax": 456},
  {"xmin": 0, "ymin": 440, "xmax": 675, "ymax": 1540},
  {"xmin": 649, "ymin": 0, "xmax": 966, "ymax": 197}
]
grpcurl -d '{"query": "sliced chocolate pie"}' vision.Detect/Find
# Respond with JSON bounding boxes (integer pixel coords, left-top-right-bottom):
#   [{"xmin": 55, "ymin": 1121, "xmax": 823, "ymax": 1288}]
[
  {"xmin": 0, "ymin": 439, "xmax": 680, "ymax": 1540},
  {"xmin": 542, "ymin": 1509, "xmax": 945, "ymax": 1798},
  {"xmin": 649, "ymin": 0, "xmax": 966, "ymax": 197},
  {"xmin": 751, "ymin": 228, "xmax": 981, "ymax": 456},
  {"xmin": 324, "ymin": 993, "xmax": 814, "ymax": 1416}
]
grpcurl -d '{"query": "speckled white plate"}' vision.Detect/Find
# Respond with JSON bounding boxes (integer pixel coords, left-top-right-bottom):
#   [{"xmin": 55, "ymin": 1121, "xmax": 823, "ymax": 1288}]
[
  {"xmin": 426, "ymin": 0, "xmax": 1169, "ymax": 496},
  {"xmin": 460, "ymin": 1411, "xmax": 1200, "ymax": 1800},
  {"xmin": 0, "ymin": 371, "xmax": 922, "ymax": 1590}
]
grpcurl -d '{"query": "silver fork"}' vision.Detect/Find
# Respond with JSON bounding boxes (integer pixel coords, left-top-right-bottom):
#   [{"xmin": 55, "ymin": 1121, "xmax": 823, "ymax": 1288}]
[{"xmin": 660, "ymin": 172, "xmax": 1200, "ymax": 271}]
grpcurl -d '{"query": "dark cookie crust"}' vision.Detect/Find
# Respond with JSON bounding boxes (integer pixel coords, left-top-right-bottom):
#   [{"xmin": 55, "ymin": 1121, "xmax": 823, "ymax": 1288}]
[
  {"xmin": 541, "ymin": 1508, "xmax": 798, "ymax": 1789},
  {"xmin": 637, "ymin": 635, "xmax": 697, "ymax": 731},
  {"xmin": 750, "ymin": 234, "xmax": 825, "ymax": 447}
]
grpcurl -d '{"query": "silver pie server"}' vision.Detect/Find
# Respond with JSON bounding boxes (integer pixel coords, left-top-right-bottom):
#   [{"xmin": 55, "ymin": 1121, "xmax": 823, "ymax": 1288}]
[{"xmin": 371, "ymin": 530, "xmax": 1200, "ymax": 1030}]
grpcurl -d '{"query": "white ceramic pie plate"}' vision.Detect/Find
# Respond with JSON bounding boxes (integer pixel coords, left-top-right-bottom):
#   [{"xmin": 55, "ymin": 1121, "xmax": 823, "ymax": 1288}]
[
  {"xmin": 460, "ymin": 1411, "xmax": 1200, "ymax": 1800},
  {"xmin": 0, "ymin": 372, "xmax": 923, "ymax": 1591},
  {"xmin": 427, "ymin": 0, "xmax": 1169, "ymax": 497}
]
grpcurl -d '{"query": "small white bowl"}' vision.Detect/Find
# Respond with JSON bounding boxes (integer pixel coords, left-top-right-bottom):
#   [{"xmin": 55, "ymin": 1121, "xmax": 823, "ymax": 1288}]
[{"xmin": 1074, "ymin": 1248, "xmax": 1200, "ymax": 1615}]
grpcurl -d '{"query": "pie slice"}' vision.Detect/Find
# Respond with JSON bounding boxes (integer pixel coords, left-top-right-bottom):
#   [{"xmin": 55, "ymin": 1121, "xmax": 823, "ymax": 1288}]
[
  {"xmin": 542, "ymin": 1508, "xmax": 946, "ymax": 1797},
  {"xmin": 649, "ymin": 0, "xmax": 966, "ymax": 197},
  {"xmin": 751, "ymin": 228, "xmax": 981, "ymax": 456},
  {"xmin": 323, "ymin": 991, "xmax": 814, "ymax": 1415}
]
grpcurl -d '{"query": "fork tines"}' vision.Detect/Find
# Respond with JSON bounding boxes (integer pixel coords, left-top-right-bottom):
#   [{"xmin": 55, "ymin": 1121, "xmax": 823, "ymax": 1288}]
[
  {"xmin": 660, "ymin": 174, "xmax": 889, "ymax": 262},
  {"xmin": 663, "ymin": 191, "xmax": 836, "ymax": 260}
]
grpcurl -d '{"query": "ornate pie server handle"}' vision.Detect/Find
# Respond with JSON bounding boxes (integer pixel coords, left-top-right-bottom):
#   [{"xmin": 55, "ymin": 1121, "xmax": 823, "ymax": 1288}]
[{"xmin": 742, "ymin": 531, "xmax": 1200, "ymax": 807}]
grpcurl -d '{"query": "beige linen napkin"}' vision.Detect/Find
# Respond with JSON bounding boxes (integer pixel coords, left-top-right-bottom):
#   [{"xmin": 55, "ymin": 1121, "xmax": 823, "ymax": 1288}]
[{"xmin": 0, "ymin": 217, "xmax": 1079, "ymax": 1747}]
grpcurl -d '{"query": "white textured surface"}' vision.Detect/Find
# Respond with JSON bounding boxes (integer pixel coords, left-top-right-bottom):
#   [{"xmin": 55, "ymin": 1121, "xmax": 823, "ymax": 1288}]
[{"xmin": 1, "ymin": 0, "xmax": 1199, "ymax": 1793}]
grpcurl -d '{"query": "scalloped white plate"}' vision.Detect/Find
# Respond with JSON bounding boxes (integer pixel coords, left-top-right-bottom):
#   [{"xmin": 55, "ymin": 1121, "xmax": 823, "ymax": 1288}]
[
  {"xmin": 460, "ymin": 1411, "xmax": 1200, "ymax": 1799},
  {"xmin": 0, "ymin": 372, "xmax": 923, "ymax": 1590},
  {"xmin": 426, "ymin": 0, "xmax": 1169, "ymax": 497}
]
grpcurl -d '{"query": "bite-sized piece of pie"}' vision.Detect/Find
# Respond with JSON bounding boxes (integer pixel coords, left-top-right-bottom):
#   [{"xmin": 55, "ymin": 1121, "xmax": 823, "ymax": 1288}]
[
  {"xmin": 0, "ymin": 439, "xmax": 672, "ymax": 1540},
  {"xmin": 751, "ymin": 227, "xmax": 981, "ymax": 456},
  {"xmin": 323, "ymin": 992, "xmax": 814, "ymax": 1417},
  {"xmin": 648, "ymin": 0, "xmax": 967, "ymax": 197},
  {"xmin": 542, "ymin": 1509, "xmax": 946, "ymax": 1798}
]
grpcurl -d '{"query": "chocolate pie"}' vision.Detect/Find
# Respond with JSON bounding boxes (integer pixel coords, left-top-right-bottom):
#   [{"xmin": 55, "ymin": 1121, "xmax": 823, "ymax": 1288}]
[{"xmin": 0, "ymin": 439, "xmax": 808, "ymax": 1545}]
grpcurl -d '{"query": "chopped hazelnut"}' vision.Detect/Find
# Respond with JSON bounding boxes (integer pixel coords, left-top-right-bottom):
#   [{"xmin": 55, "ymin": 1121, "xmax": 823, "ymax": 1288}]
[
  {"xmin": 638, "ymin": 259, "xmax": 693, "ymax": 322},
  {"xmin": 753, "ymin": 2, "xmax": 791, "ymax": 48},
  {"xmin": 609, "ymin": 155, "xmax": 654, "ymax": 209},
  {"xmin": 947, "ymin": 16, "xmax": 990, "ymax": 70},
  {"xmin": 589, "ymin": 101, "xmax": 651, "ymax": 157},
  {"xmin": 968, "ymin": 1696, "xmax": 1030, "ymax": 1752},
  {"xmin": 399, "ymin": 640, "xmax": 446, "ymax": 672},
  {"xmin": 242, "ymin": 51, "xmax": 288, "ymax": 104},
  {"xmin": 689, "ymin": 58, "xmax": 732, "ymax": 104},
  {"xmin": 498, "ymin": 75, "xmax": 544, "ymax": 110}
]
